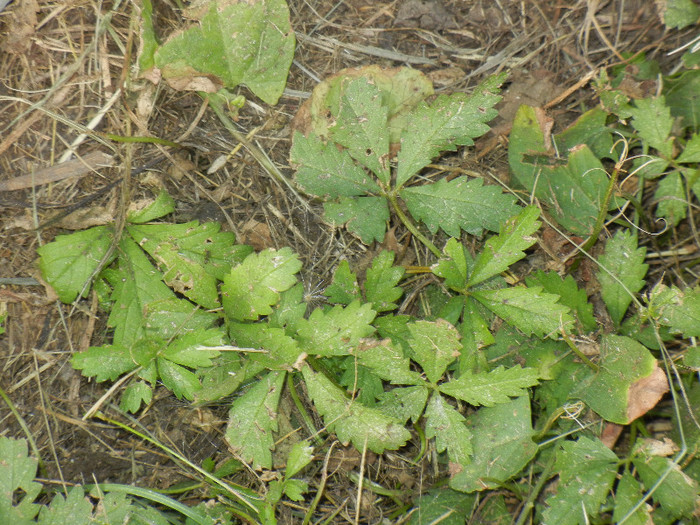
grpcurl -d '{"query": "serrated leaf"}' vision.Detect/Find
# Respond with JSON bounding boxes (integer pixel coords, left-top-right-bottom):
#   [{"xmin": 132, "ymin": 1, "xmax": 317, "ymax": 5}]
[
  {"xmin": 573, "ymin": 334, "xmax": 668, "ymax": 424},
  {"xmin": 37, "ymin": 226, "xmax": 114, "ymax": 303},
  {"xmin": 128, "ymin": 221, "xmax": 241, "ymax": 309},
  {"xmin": 282, "ymin": 479, "xmax": 308, "ymax": 502},
  {"xmin": 596, "ymin": 229, "xmax": 648, "ymax": 326},
  {"xmin": 396, "ymin": 73, "xmax": 506, "ymax": 188},
  {"xmin": 439, "ymin": 366, "xmax": 539, "ymax": 407},
  {"xmin": 633, "ymin": 453, "xmax": 699, "ymax": 519},
  {"xmin": 0, "ymin": 437, "xmax": 42, "ymax": 524},
  {"xmin": 71, "ymin": 345, "xmax": 136, "ymax": 382},
  {"xmin": 295, "ymin": 301, "xmax": 375, "ymax": 356},
  {"xmin": 120, "ymin": 381, "xmax": 153, "ymax": 413},
  {"xmin": 630, "ymin": 96, "xmax": 674, "ymax": 156},
  {"xmin": 222, "ymin": 248, "xmax": 302, "ymax": 321},
  {"xmin": 268, "ymin": 283, "xmax": 306, "ymax": 333},
  {"xmin": 612, "ymin": 473, "xmax": 653, "ymax": 525},
  {"xmin": 401, "ymin": 177, "xmax": 517, "ymax": 238},
  {"xmin": 285, "ymin": 441, "xmax": 314, "ymax": 479},
  {"xmin": 127, "ymin": 189, "xmax": 175, "ymax": 223},
  {"xmin": 157, "ymin": 358, "xmax": 201, "ymax": 400},
  {"xmin": 450, "ymin": 396, "xmax": 536, "ymax": 493},
  {"xmin": 365, "ymin": 251, "xmax": 405, "ymax": 312},
  {"xmin": 432, "ymin": 238, "xmax": 471, "ymax": 292},
  {"xmin": 472, "ymin": 286, "xmax": 573, "ymax": 338},
  {"xmin": 424, "ymin": 393, "xmax": 472, "ymax": 466},
  {"xmin": 676, "ymin": 132, "xmax": 700, "ymax": 163},
  {"xmin": 36, "ymin": 486, "xmax": 92, "ymax": 525},
  {"xmin": 154, "ymin": 0, "xmax": 294, "ymax": 104},
  {"xmin": 324, "ymin": 260, "xmax": 360, "ymax": 305},
  {"xmin": 225, "ymin": 370, "xmax": 285, "ymax": 470},
  {"xmin": 353, "ymin": 338, "xmax": 423, "ymax": 385},
  {"xmin": 376, "ymin": 386, "xmax": 429, "ymax": 424},
  {"xmin": 302, "ymin": 366, "xmax": 410, "ymax": 453},
  {"xmin": 526, "ymin": 270, "xmax": 597, "ymax": 332},
  {"xmin": 409, "ymin": 488, "xmax": 477, "ymax": 525},
  {"xmin": 408, "ymin": 319, "xmax": 461, "ymax": 384},
  {"xmin": 324, "ymin": 196, "xmax": 390, "ymax": 243},
  {"xmin": 458, "ymin": 297, "xmax": 494, "ymax": 373},
  {"xmin": 664, "ymin": 0, "xmax": 700, "ymax": 28},
  {"xmin": 330, "ymin": 77, "xmax": 390, "ymax": 183},
  {"xmin": 160, "ymin": 328, "xmax": 223, "ymax": 368},
  {"xmin": 229, "ymin": 322, "xmax": 302, "ymax": 369},
  {"xmin": 657, "ymin": 286, "xmax": 700, "ymax": 336},
  {"xmin": 290, "ymin": 131, "xmax": 381, "ymax": 198},
  {"xmin": 542, "ymin": 437, "xmax": 618, "ymax": 525},
  {"xmin": 468, "ymin": 206, "xmax": 540, "ymax": 287},
  {"xmin": 654, "ymin": 170, "xmax": 687, "ymax": 227},
  {"xmin": 141, "ymin": 297, "xmax": 219, "ymax": 341}
]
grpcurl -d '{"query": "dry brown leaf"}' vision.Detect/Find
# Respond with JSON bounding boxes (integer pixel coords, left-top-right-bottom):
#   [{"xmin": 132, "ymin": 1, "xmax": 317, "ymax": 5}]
[{"xmin": 627, "ymin": 365, "xmax": 669, "ymax": 422}]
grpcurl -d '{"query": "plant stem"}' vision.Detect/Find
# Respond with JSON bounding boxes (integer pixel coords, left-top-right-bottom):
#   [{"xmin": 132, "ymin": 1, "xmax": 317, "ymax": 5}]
[
  {"xmin": 513, "ymin": 452, "xmax": 556, "ymax": 525},
  {"xmin": 386, "ymin": 193, "xmax": 441, "ymax": 257},
  {"xmin": 560, "ymin": 330, "xmax": 599, "ymax": 372}
]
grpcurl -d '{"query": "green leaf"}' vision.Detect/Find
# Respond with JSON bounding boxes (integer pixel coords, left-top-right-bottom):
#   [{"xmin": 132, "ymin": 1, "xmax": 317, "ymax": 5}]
[
  {"xmin": 654, "ymin": 171, "xmax": 687, "ymax": 227},
  {"xmin": 376, "ymin": 386, "xmax": 429, "ymax": 424},
  {"xmin": 285, "ymin": 441, "xmax": 314, "ymax": 479},
  {"xmin": 225, "ymin": 370, "xmax": 285, "ymax": 470},
  {"xmin": 472, "ymin": 286, "xmax": 573, "ymax": 338},
  {"xmin": 424, "ymin": 393, "xmax": 472, "ymax": 466},
  {"xmin": 365, "ymin": 251, "xmax": 405, "ymax": 312},
  {"xmin": 663, "ymin": 0, "xmax": 700, "ymax": 30},
  {"xmin": 596, "ymin": 230, "xmax": 648, "ymax": 326},
  {"xmin": 302, "ymin": 366, "xmax": 410, "ymax": 453},
  {"xmin": 408, "ymin": 319, "xmax": 461, "ymax": 383},
  {"xmin": 612, "ymin": 473, "xmax": 653, "ymax": 525},
  {"xmin": 141, "ymin": 297, "xmax": 218, "ymax": 341},
  {"xmin": 409, "ymin": 488, "xmax": 477, "ymax": 525},
  {"xmin": 324, "ymin": 196, "xmax": 390, "ymax": 243},
  {"xmin": 157, "ymin": 358, "xmax": 201, "ymax": 400},
  {"xmin": 222, "ymin": 248, "xmax": 302, "ymax": 321},
  {"xmin": 458, "ymin": 297, "xmax": 494, "ymax": 373},
  {"xmin": 468, "ymin": 206, "xmax": 540, "ymax": 287},
  {"xmin": 268, "ymin": 283, "xmax": 306, "ymax": 333},
  {"xmin": 329, "ymin": 77, "xmax": 390, "ymax": 183},
  {"xmin": 401, "ymin": 177, "xmax": 517, "ymax": 238},
  {"xmin": 633, "ymin": 454, "xmax": 699, "ymax": 519},
  {"xmin": 126, "ymin": 189, "xmax": 175, "ymax": 223},
  {"xmin": 0, "ymin": 437, "xmax": 42, "ymax": 524},
  {"xmin": 295, "ymin": 301, "xmax": 375, "ymax": 357},
  {"xmin": 161, "ymin": 328, "xmax": 223, "ymax": 368},
  {"xmin": 676, "ymin": 132, "xmax": 700, "ymax": 163},
  {"xmin": 573, "ymin": 335, "xmax": 667, "ymax": 424},
  {"xmin": 229, "ymin": 322, "xmax": 302, "ymax": 370},
  {"xmin": 37, "ymin": 226, "xmax": 114, "ymax": 303},
  {"xmin": 450, "ymin": 396, "xmax": 537, "ymax": 492},
  {"xmin": 396, "ymin": 73, "xmax": 506, "ymax": 188},
  {"xmin": 629, "ymin": 96, "xmax": 674, "ymax": 156},
  {"xmin": 526, "ymin": 270, "xmax": 597, "ymax": 332},
  {"xmin": 290, "ymin": 131, "xmax": 381, "ymax": 198},
  {"xmin": 353, "ymin": 338, "xmax": 423, "ymax": 385},
  {"xmin": 71, "ymin": 344, "xmax": 136, "ymax": 382},
  {"xmin": 282, "ymin": 479, "xmax": 308, "ymax": 502},
  {"xmin": 120, "ymin": 381, "xmax": 153, "ymax": 413},
  {"xmin": 37, "ymin": 486, "xmax": 92, "ymax": 525},
  {"xmin": 154, "ymin": 0, "xmax": 294, "ymax": 104},
  {"xmin": 542, "ymin": 437, "xmax": 618, "ymax": 525},
  {"xmin": 657, "ymin": 286, "xmax": 700, "ymax": 337},
  {"xmin": 324, "ymin": 260, "xmax": 360, "ymax": 305},
  {"xmin": 128, "ymin": 221, "xmax": 240, "ymax": 309},
  {"xmin": 664, "ymin": 69, "xmax": 700, "ymax": 129},
  {"xmin": 432, "ymin": 238, "xmax": 471, "ymax": 292},
  {"xmin": 439, "ymin": 366, "xmax": 539, "ymax": 407}
]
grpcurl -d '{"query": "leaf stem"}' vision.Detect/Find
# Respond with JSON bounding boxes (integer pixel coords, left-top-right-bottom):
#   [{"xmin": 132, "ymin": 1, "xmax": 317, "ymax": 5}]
[
  {"xmin": 386, "ymin": 193, "xmax": 441, "ymax": 258},
  {"xmin": 561, "ymin": 330, "xmax": 599, "ymax": 372},
  {"xmin": 513, "ymin": 452, "xmax": 556, "ymax": 525}
]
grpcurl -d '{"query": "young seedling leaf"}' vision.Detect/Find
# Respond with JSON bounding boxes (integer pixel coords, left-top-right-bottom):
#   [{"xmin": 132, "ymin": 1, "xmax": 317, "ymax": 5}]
[
  {"xmin": 154, "ymin": 0, "xmax": 295, "ymax": 104},
  {"xmin": 376, "ymin": 386, "xmax": 429, "ymax": 424},
  {"xmin": 654, "ymin": 171, "xmax": 688, "ymax": 227},
  {"xmin": 37, "ymin": 226, "xmax": 114, "ymax": 303},
  {"xmin": 324, "ymin": 196, "xmax": 390, "ymax": 244},
  {"xmin": 439, "ymin": 366, "xmax": 539, "ymax": 407},
  {"xmin": 353, "ymin": 338, "xmax": 423, "ymax": 385},
  {"xmin": 629, "ymin": 96, "xmax": 674, "ymax": 156},
  {"xmin": 526, "ymin": 270, "xmax": 597, "ymax": 332},
  {"xmin": 471, "ymin": 286, "xmax": 573, "ymax": 338},
  {"xmin": 657, "ymin": 286, "xmax": 700, "ymax": 337},
  {"xmin": 290, "ymin": 131, "xmax": 381, "ymax": 198},
  {"xmin": 396, "ymin": 72, "xmax": 506, "ymax": 188},
  {"xmin": 120, "ymin": 381, "xmax": 153, "ymax": 414},
  {"xmin": 225, "ymin": 370, "xmax": 285, "ymax": 470},
  {"xmin": 432, "ymin": 238, "xmax": 471, "ymax": 292},
  {"xmin": 596, "ymin": 230, "xmax": 648, "ymax": 326},
  {"xmin": 365, "ymin": 250, "xmax": 405, "ymax": 312},
  {"xmin": 468, "ymin": 206, "xmax": 540, "ymax": 287},
  {"xmin": 632, "ymin": 454, "xmax": 698, "ymax": 519},
  {"xmin": 126, "ymin": 189, "xmax": 175, "ymax": 223},
  {"xmin": 295, "ymin": 301, "xmax": 376, "ymax": 356},
  {"xmin": 401, "ymin": 177, "xmax": 517, "ymax": 238},
  {"xmin": 128, "ymin": 221, "xmax": 244, "ymax": 309},
  {"xmin": 408, "ymin": 319, "xmax": 461, "ymax": 384},
  {"xmin": 324, "ymin": 260, "xmax": 361, "ymax": 305},
  {"xmin": 302, "ymin": 366, "xmax": 411, "ymax": 453},
  {"xmin": 573, "ymin": 335, "xmax": 668, "ymax": 424},
  {"xmin": 542, "ymin": 437, "xmax": 618, "ymax": 525},
  {"xmin": 222, "ymin": 248, "xmax": 302, "ymax": 321},
  {"xmin": 424, "ymin": 392, "xmax": 473, "ymax": 466},
  {"xmin": 450, "ymin": 396, "xmax": 537, "ymax": 493},
  {"xmin": 285, "ymin": 441, "xmax": 314, "ymax": 479},
  {"xmin": 329, "ymin": 77, "xmax": 390, "ymax": 183}
]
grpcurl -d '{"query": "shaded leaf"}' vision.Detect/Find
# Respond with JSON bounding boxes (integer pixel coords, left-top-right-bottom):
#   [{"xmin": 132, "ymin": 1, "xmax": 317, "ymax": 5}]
[
  {"xmin": 526, "ymin": 270, "xmax": 597, "ymax": 332},
  {"xmin": 408, "ymin": 319, "xmax": 461, "ymax": 383},
  {"xmin": 324, "ymin": 196, "xmax": 389, "ymax": 244},
  {"xmin": 424, "ymin": 393, "xmax": 472, "ymax": 466},
  {"xmin": 365, "ymin": 251, "xmax": 405, "ymax": 312},
  {"xmin": 324, "ymin": 260, "xmax": 361, "ymax": 305}
]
